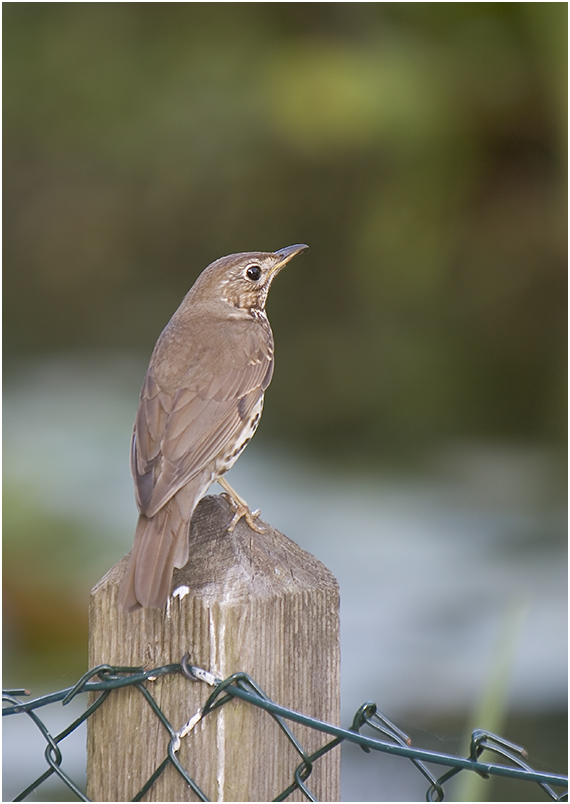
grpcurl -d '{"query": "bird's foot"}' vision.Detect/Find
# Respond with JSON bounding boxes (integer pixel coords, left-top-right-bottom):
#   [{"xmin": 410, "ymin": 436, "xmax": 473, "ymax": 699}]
[
  {"xmin": 218, "ymin": 477, "xmax": 266, "ymax": 534},
  {"xmin": 223, "ymin": 497, "xmax": 264, "ymax": 533}
]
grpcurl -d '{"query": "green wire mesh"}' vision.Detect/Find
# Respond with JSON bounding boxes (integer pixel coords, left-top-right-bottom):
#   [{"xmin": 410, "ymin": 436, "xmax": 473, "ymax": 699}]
[{"xmin": 3, "ymin": 657, "xmax": 568, "ymax": 802}]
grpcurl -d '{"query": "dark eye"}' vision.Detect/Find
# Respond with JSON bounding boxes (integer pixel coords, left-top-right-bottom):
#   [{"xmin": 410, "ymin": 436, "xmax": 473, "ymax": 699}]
[{"xmin": 245, "ymin": 264, "xmax": 261, "ymax": 281}]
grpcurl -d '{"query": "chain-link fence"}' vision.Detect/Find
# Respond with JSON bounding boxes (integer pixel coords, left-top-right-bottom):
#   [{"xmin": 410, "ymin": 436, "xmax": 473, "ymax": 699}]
[{"xmin": 3, "ymin": 658, "xmax": 568, "ymax": 802}]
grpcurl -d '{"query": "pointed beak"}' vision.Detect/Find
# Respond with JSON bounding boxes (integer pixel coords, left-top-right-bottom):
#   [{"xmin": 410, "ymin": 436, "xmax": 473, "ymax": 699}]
[{"xmin": 271, "ymin": 243, "xmax": 309, "ymax": 273}]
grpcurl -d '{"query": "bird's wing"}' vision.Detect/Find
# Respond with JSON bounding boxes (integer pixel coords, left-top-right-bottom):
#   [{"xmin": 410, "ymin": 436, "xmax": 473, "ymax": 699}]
[{"xmin": 131, "ymin": 323, "xmax": 274, "ymax": 517}]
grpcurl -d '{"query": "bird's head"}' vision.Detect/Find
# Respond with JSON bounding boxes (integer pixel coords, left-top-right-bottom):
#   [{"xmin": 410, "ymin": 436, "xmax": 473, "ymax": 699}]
[{"xmin": 191, "ymin": 244, "xmax": 309, "ymax": 313}]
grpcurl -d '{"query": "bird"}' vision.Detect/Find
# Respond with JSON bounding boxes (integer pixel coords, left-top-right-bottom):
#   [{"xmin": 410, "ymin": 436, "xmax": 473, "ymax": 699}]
[{"xmin": 117, "ymin": 244, "xmax": 309, "ymax": 612}]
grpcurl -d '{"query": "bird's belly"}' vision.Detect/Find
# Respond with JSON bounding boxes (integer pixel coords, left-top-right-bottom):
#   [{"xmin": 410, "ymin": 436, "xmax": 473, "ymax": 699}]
[{"xmin": 213, "ymin": 396, "xmax": 265, "ymax": 478}]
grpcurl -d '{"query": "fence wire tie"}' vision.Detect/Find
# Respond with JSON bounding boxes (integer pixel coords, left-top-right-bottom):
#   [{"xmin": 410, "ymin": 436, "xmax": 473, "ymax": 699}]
[
  {"xmin": 62, "ymin": 664, "xmax": 119, "ymax": 705},
  {"xmin": 468, "ymin": 729, "xmax": 563, "ymax": 801},
  {"xmin": 354, "ymin": 701, "xmax": 443, "ymax": 797},
  {"xmin": 180, "ymin": 654, "xmax": 221, "ymax": 687},
  {"xmin": 470, "ymin": 729, "xmax": 527, "ymax": 762},
  {"xmin": 350, "ymin": 702, "xmax": 412, "ymax": 751},
  {"xmin": 468, "ymin": 729, "xmax": 527, "ymax": 780},
  {"xmin": 174, "ymin": 655, "xmax": 222, "ymax": 754}
]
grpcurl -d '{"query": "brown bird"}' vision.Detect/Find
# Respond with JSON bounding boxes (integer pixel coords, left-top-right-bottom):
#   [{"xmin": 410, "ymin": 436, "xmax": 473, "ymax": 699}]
[{"xmin": 117, "ymin": 244, "xmax": 309, "ymax": 612}]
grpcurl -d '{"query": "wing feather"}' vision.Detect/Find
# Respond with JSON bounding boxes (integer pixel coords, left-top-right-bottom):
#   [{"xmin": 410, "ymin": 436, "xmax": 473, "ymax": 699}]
[{"xmin": 131, "ymin": 319, "xmax": 273, "ymax": 517}]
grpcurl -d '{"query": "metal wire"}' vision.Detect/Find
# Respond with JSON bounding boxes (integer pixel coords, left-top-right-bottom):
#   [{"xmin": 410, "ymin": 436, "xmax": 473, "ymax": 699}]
[{"xmin": 3, "ymin": 658, "xmax": 568, "ymax": 802}]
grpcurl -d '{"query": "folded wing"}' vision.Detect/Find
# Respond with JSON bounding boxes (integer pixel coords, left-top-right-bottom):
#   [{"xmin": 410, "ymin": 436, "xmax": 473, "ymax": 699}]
[{"xmin": 131, "ymin": 320, "xmax": 274, "ymax": 518}]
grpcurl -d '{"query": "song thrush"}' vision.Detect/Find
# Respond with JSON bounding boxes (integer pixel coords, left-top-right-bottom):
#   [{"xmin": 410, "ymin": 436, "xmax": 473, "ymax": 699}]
[{"xmin": 117, "ymin": 244, "xmax": 309, "ymax": 612}]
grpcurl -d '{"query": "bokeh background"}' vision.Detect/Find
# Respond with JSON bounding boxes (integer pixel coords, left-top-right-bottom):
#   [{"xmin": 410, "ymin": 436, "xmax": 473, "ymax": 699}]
[{"xmin": 3, "ymin": 3, "xmax": 567, "ymax": 801}]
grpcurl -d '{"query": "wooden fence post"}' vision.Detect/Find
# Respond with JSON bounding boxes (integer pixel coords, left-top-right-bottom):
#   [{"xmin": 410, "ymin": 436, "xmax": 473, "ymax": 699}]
[{"xmin": 87, "ymin": 494, "xmax": 341, "ymax": 802}]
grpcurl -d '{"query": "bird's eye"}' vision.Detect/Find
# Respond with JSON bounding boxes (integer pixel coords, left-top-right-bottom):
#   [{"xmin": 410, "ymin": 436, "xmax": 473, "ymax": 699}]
[{"xmin": 245, "ymin": 264, "xmax": 262, "ymax": 281}]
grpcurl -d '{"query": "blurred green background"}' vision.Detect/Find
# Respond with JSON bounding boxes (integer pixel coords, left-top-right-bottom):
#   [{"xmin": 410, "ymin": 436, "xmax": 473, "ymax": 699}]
[
  {"xmin": 3, "ymin": 3, "xmax": 567, "ymax": 800},
  {"xmin": 4, "ymin": 2, "xmax": 566, "ymax": 450}
]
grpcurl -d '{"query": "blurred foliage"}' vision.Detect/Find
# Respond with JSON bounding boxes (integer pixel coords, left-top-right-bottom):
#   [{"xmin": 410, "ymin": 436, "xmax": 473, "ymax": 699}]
[
  {"xmin": 2, "ymin": 484, "xmax": 110, "ymax": 682},
  {"xmin": 4, "ymin": 3, "xmax": 567, "ymax": 459}
]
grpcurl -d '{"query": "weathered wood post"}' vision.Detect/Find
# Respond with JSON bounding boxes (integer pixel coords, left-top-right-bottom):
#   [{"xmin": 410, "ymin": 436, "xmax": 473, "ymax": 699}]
[{"xmin": 87, "ymin": 494, "xmax": 340, "ymax": 802}]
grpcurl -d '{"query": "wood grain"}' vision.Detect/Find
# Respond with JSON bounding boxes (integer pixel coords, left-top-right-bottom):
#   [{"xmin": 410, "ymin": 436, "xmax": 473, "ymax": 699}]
[{"xmin": 87, "ymin": 494, "xmax": 340, "ymax": 802}]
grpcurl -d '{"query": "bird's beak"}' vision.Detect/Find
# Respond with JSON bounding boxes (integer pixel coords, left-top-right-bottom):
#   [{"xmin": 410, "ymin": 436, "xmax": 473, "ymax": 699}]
[{"xmin": 271, "ymin": 244, "xmax": 309, "ymax": 274}]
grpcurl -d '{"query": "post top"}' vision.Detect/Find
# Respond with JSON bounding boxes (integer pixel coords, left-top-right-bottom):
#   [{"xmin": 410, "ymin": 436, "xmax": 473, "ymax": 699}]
[{"xmin": 92, "ymin": 494, "xmax": 339, "ymax": 608}]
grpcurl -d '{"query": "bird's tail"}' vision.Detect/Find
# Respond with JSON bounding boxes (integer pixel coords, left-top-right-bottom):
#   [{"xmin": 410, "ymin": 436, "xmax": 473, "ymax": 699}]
[{"xmin": 117, "ymin": 489, "xmax": 195, "ymax": 612}]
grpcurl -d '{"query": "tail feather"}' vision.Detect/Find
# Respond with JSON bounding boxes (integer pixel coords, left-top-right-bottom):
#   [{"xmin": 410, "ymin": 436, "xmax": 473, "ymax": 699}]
[{"xmin": 117, "ymin": 487, "xmax": 197, "ymax": 612}]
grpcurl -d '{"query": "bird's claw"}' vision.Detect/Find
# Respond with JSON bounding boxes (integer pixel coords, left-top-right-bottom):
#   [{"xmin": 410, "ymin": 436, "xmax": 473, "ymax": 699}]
[{"xmin": 222, "ymin": 494, "xmax": 265, "ymax": 533}]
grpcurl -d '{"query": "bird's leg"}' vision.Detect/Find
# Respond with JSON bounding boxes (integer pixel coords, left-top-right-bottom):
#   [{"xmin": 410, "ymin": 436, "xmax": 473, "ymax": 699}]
[{"xmin": 217, "ymin": 476, "xmax": 265, "ymax": 534}]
